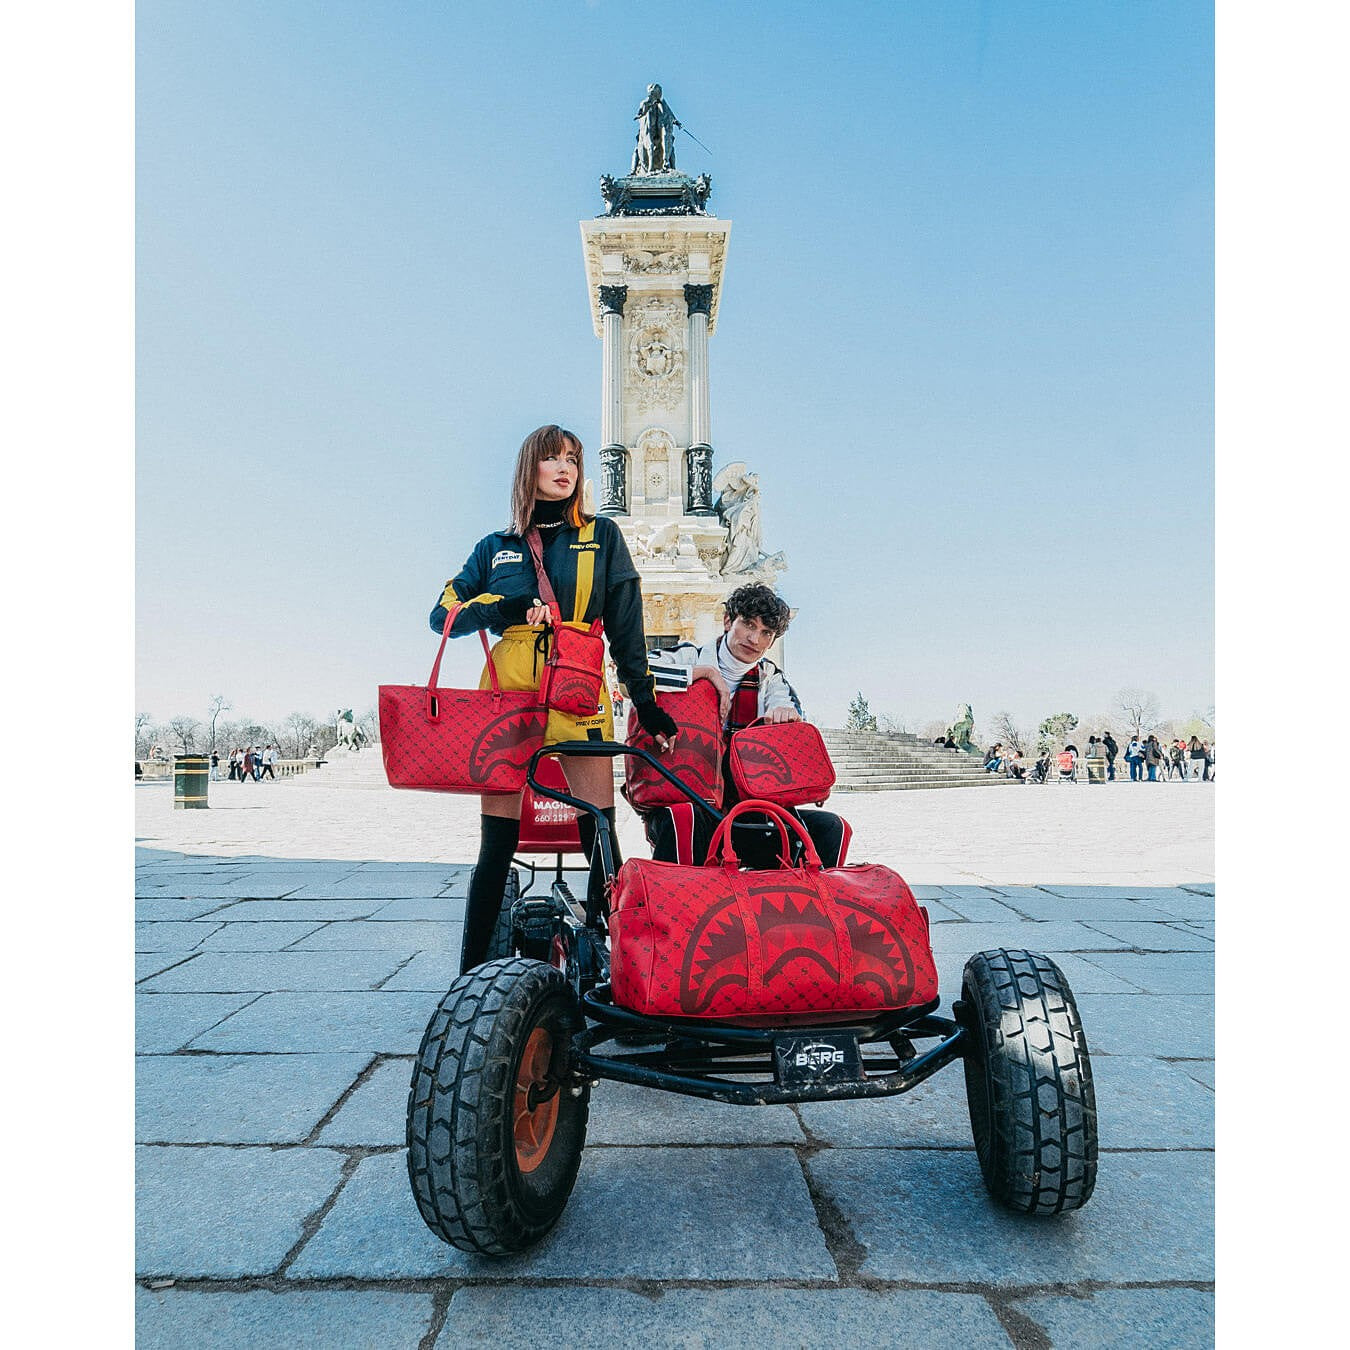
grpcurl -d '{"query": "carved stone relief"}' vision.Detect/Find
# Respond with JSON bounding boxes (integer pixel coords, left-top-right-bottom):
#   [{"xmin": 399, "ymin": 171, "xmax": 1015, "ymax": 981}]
[
  {"xmin": 624, "ymin": 249, "xmax": 688, "ymax": 273},
  {"xmin": 625, "ymin": 297, "xmax": 685, "ymax": 411}
]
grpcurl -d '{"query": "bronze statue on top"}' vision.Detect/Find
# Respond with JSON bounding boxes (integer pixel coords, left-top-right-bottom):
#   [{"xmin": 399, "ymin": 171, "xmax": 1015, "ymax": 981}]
[{"xmin": 631, "ymin": 83, "xmax": 681, "ymax": 175}]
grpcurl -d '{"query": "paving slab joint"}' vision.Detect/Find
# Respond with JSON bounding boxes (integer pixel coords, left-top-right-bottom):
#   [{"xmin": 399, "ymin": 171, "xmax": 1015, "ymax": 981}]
[
  {"xmin": 274, "ymin": 1153, "xmax": 363, "ymax": 1277},
  {"xmin": 793, "ymin": 1144, "xmax": 863, "ymax": 1284},
  {"xmin": 985, "ymin": 1294, "xmax": 1052, "ymax": 1349},
  {"xmin": 418, "ymin": 1287, "xmax": 454, "ymax": 1350},
  {"xmin": 301, "ymin": 1054, "xmax": 386, "ymax": 1145}
]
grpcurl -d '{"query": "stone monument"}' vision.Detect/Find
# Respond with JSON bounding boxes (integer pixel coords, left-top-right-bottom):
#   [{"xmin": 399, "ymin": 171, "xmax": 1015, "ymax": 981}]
[{"xmin": 581, "ymin": 83, "xmax": 787, "ymax": 650}]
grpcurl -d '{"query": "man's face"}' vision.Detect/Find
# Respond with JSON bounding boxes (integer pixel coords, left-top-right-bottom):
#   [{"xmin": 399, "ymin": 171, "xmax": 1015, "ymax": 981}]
[{"xmin": 723, "ymin": 613, "xmax": 777, "ymax": 663}]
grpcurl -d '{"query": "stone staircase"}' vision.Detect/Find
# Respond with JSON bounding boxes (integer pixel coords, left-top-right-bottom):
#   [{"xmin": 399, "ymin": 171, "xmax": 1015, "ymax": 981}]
[
  {"xmin": 819, "ymin": 729, "xmax": 1011, "ymax": 791},
  {"xmin": 312, "ymin": 737, "xmax": 1009, "ymax": 794}
]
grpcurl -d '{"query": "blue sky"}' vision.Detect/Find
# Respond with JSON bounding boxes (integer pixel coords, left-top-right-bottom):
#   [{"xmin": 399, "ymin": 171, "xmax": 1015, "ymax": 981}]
[{"xmin": 136, "ymin": 0, "xmax": 1213, "ymax": 733}]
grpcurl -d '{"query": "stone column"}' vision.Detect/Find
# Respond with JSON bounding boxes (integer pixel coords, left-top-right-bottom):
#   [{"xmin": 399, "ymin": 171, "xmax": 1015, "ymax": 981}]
[
  {"xmin": 683, "ymin": 283, "xmax": 715, "ymax": 514},
  {"xmin": 597, "ymin": 284, "xmax": 628, "ymax": 515}
]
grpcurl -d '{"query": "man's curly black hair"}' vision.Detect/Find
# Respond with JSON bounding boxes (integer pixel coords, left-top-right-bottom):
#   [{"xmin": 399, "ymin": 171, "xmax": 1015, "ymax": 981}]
[{"xmin": 723, "ymin": 583, "xmax": 791, "ymax": 636}]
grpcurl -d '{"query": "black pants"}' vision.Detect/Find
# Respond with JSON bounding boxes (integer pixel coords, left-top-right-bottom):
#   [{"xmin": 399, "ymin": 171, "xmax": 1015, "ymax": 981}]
[
  {"xmin": 260, "ymin": 764, "xmax": 274, "ymax": 779},
  {"xmin": 643, "ymin": 805, "xmax": 847, "ymax": 869}
]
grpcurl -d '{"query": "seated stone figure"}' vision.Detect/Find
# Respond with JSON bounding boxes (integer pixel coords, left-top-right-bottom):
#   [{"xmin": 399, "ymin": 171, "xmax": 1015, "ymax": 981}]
[{"xmin": 642, "ymin": 584, "xmax": 848, "ymax": 869}]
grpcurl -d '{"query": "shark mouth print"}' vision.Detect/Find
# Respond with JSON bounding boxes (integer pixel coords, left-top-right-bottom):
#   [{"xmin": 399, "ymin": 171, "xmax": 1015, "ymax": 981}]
[
  {"xmin": 470, "ymin": 706, "xmax": 549, "ymax": 787},
  {"xmin": 732, "ymin": 737, "xmax": 793, "ymax": 790},
  {"xmin": 547, "ymin": 666, "xmax": 603, "ymax": 717},
  {"xmin": 632, "ymin": 718, "xmax": 723, "ymax": 800},
  {"xmin": 676, "ymin": 880, "xmax": 921, "ymax": 1015}
]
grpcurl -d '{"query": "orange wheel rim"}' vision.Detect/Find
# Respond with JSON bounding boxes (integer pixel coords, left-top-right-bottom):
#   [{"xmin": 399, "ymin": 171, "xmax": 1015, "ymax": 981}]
[{"xmin": 513, "ymin": 1026, "xmax": 560, "ymax": 1173}]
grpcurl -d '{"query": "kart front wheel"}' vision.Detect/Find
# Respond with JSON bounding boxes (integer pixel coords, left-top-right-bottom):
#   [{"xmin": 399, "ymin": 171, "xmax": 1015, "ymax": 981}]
[
  {"xmin": 961, "ymin": 948, "xmax": 1098, "ymax": 1214},
  {"xmin": 407, "ymin": 958, "xmax": 590, "ymax": 1255}
]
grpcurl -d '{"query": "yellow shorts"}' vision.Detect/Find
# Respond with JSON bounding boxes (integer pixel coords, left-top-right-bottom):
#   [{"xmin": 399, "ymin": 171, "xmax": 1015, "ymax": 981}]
[{"xmin": 479, "ymin": 625, "xmax": 614, "ymax": 747}]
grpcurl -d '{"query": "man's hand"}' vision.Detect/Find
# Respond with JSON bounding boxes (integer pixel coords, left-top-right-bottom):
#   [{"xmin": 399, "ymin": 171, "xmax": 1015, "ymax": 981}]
[
  {"xmin": 691, "ymin": 665, "xmax": 731, "ymax": 721},
  {"xmin": 767, "ymin": 706, "xmax": 801, "ymax": 725}
]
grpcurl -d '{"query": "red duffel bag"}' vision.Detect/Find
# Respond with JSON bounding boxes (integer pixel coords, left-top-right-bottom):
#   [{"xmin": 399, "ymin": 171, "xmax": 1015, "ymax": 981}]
[
  {"xmin": 379, "ymin": 605, "xmax": 547, "ymax": 794},
  {"xmin": 609, "ymin": 800, "xmax": 937, "ymax": 1020},
  {"xmin": 622, "ymin": 678, "xmax": 724, "ymax": 810},
  {"xmin": 727, "ymin": 718, "xmax": 836, "ymax": 808}
]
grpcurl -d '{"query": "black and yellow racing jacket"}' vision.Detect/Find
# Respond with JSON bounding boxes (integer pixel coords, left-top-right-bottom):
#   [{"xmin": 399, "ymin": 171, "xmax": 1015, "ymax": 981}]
[{"xmin": 429, "ymin": 513, "xmax": 657, "ymax": 705}]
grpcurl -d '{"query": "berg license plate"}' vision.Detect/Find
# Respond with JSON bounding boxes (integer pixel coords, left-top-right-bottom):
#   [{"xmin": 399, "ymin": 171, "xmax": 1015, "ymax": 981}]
[{"xmin": 773, "ymin": 1031, "xmax": 864, "ymax": 1087}]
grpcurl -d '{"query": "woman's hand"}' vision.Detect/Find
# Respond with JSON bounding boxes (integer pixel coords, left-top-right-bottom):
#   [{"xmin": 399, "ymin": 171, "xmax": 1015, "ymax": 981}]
[
  {"xmin": 635, "ymin": 699, "xmax": 679, "ymax": 753},
  {"xmin": 691, "ymin": 664, "xmax": 731, "ymax": 720},
  {"xmin": 767, "ymin": 706, "xmax": 801, "ymax": 724},
  {"xmin": 525, "ymin": 599, "xmax": 550, "ymax": 626}
]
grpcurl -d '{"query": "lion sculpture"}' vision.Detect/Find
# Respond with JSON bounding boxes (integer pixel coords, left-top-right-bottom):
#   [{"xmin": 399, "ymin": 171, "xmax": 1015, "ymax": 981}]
[
  {"xmin": 945, "ymin": 703, "xmax": 976, "ymax": 752},
  {"xmin": 334, "ymin": 709, "xmax": 367, "ymax": 752}
]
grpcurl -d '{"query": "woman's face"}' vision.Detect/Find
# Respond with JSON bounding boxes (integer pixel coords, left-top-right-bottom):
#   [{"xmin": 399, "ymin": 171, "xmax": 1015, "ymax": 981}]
[{"xmin": 535, "ymin": 440, "xmax": 580, "ymax": 502}]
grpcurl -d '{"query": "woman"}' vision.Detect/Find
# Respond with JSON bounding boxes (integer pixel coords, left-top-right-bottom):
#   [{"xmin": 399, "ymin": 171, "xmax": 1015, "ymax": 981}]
[{"xmin": 429, "ymin": 425, "xmax": 678, "ymax": 973}]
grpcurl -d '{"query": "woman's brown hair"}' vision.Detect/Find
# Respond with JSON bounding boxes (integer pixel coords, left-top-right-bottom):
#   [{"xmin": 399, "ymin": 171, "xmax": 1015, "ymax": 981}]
[{"xmin": 509, "ymin": 425, "xmax": 589, "ymax": 535}]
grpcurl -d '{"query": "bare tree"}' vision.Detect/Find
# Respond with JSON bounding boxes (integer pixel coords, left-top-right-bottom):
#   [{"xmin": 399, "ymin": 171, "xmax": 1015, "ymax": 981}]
[
  {"xmin": 283, "ymin": 712, "xmax": 321, "ymax": 760},
  {"xmin": 166, "ymin": 715, "xmax": 203, "ymax": 753},
  {"xmin": 1115, "ymin": 688, "xmax": 1161, "ymax": 737},
  {"xmin": 135, "ymin": 712, "xmax": 157, "ymax": 759},
  {"xmin": 206, "ymin": 694, "xmax": 233, "ymax": 754},
  {"xmin": 990, "ymin": 710, "xmax": 1028, "ymax": 755},
  {"xmin": 357, "ymin": 706, "xmax": 380, "ymax": 745}
]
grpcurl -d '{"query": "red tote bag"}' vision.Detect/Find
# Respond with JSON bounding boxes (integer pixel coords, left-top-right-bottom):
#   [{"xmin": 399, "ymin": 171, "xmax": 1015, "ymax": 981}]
[
  {"xmin": 622, "ymin": 678, "xmax": 724, "ymax": 810},
  {"xmin": 727, "ymin": 719, "xmax": 836, "ymax": 807},
  {"xmin": 608, "ymin": 800, "xmax": 937, "ymax": 1020},
  {"xmin": 379, "ymin": 605, "xmax": 547, "ymax": 794}
]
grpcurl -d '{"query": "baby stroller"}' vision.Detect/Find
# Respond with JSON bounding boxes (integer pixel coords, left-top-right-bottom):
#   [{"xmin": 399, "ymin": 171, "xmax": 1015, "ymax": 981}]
[
  {"xmin": 408, "ymin": 741, "xmax": 1099, "ymax": 1256},
  {"xmin": 1055, "ymin": 748, "xmax": 1079, "ymax": 783}
]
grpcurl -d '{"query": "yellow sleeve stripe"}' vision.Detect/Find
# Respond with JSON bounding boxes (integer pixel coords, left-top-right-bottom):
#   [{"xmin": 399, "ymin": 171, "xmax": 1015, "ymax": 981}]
[
  {"xmin": 438, "ymin": 582, "xmax": 458, "ymax": 608},
  {"xmin": 573, "ymin": 520, "xmax": 596, "ymax": 623}
]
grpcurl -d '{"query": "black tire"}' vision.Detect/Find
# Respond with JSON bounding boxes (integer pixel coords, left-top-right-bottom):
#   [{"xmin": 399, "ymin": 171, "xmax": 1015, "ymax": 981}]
[
  {"xmin": 407, "ymin": 958, "xmax": 590, "ymax": 1255},
  {"xmin": 458, "ymin": 867, "xmax": 519, "ymax": 973},
  {"xmin": 961, "ymin": 948, "xmax": 1097, "ymax": 1214}
]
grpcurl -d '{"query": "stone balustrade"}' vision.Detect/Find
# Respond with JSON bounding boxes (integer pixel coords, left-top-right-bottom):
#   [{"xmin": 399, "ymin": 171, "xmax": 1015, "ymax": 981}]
[{"xmin": 136, "ymin": 757, "xmax": 326, "ymax": 781}]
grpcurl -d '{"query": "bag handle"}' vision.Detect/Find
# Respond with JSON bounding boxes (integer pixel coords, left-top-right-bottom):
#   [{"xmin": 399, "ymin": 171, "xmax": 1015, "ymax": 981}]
[
  {"xmin": 706, "ymin": 798, "xmax": 822, "ymax": 870},
  {"xmin": 425, "ymin": 604, "xmax": 499, "ymax": 720}
]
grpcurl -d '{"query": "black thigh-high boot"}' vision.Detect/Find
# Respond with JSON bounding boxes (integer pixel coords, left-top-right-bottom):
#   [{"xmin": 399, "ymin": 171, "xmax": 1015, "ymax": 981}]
[
  {"xmin": 460, "ymin": 814, "xmax": 521, "ymax": 974},
  {"xmin": 575, "ymin": 806, "xmax": 622, "ymax": 919}
]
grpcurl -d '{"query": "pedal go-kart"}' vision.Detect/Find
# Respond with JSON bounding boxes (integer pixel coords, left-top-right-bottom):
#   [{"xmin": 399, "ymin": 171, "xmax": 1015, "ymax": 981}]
[{"xmin": 408, "ymin": 741, "xmax": 1098, "ymax": 1256}]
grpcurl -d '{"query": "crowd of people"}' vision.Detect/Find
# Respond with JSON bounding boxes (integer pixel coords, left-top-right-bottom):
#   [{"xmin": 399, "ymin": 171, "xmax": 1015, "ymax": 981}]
[
  {"xmin": 982, "ymin": 732, "xmax": 1215, "ymax": 783},
  {"xmin": 212, "ymin": 745, "xmax": 280, "ymax": 782}
]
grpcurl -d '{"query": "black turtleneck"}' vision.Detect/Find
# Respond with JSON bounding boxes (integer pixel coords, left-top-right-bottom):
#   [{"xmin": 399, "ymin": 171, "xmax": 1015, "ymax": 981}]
[{"xmin": 530, "ymin": 498, "xmax": 568, "ymax": 530}]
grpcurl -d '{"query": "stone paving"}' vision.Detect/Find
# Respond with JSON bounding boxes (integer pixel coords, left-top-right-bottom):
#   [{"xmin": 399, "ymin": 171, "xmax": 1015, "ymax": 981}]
[{"xmin": 136, "ymin": 765, "xmax": 1214, "ymax": 1347}]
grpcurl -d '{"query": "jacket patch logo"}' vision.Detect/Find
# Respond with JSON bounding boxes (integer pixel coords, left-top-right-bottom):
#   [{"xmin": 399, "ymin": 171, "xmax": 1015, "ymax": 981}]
[
  {"xmin": 569, "ymin": 542, "xmax": 600, "ymax": 552},
  {"xmin": 491, "ymin": 549, "xmax": 523, "ymax": 566}
]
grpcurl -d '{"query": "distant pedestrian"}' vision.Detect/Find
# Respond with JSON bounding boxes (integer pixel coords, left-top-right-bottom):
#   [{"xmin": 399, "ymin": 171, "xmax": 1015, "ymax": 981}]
[
  {"xmin": 1125, "ymin": 735, "xmax": 1143, "ymax": 782},
  {"xmin": 260, "ymin": 744, "xmax": 276, "ymax": 780},
  {"xmin": 209, "ymin": 750, "xmax": 220, "ymax": 781},
  {"xmin": 1188, "ymin": 735, "xmax": 1205, "ymax": 781},
  {"xmin": 1144, "ymin": 735, "xmax": 1163, "ymax": 782},
  {"xmin": 1102, "ymin": 730, "xmax": 1118, "ymax": 781},
  {"xmin": 242, "ymin": 747, "xmax": 255, "ymax": 782},
  {"xmin": 983, "ymin": 742, "xmax": 1004, "ymax": 773}
]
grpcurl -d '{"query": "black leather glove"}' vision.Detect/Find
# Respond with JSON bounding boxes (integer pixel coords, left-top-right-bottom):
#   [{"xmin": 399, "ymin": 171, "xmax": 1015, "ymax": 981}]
[
  {"xmin": 496, "ymin": 594, "xmax": 537, "ymax": 625},
  {"xmin": 635, "ymin": 699, "xmax": 678, "ymax": 743}
]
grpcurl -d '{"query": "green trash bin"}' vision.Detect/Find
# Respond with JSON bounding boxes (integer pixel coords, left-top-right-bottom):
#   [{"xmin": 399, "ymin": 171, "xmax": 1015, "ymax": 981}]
[{"xmin": 173, "ymin": 753, "xmax": 210, "ymax": 809}]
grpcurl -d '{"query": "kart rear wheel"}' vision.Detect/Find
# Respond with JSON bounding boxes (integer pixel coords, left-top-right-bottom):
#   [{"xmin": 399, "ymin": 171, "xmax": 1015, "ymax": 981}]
[
  {"xmin": 407, "ymin": 958, "xmax": 589, "ymax": 1255},
  {"xmin": 961, "ymin": 948, "xmax": 1097, "ymax": 1214},
  {"xmin": 458, "ymin": 867, "xmax": 519, "ymax": 972}
]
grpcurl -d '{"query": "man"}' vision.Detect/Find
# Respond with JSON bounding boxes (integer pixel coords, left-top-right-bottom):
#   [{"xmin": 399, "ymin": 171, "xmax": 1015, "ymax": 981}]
[
  {"xmin": 641, "ymin": 583, "xmax": 847, "ymax": 868},
  {"xmin": 1125, "ymin": 734, "xmax": 1143, "ymax": 782},
  {"xmin": 983, "ymin": 742, "xmax": 1004, "ymax": 773},
  {"xmin": 1102, "ymin": 730, "xmax": 1118, "ymax": 781},
  {"xmin": 260, "ymin": 744, "xmax": 276, "ymax": 780}
]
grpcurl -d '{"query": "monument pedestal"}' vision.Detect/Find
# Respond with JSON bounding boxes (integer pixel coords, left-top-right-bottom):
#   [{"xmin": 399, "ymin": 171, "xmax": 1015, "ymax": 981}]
[{"xmin": 581, "ymin": 87, "xmax": 789, "ymax": 648}]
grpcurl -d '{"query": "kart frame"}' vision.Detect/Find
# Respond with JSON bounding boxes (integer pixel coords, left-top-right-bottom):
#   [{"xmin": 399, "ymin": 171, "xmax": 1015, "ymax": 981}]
[{"xmin": 518, "ymin": 740, "xmax": 969, "ymax": 1107}]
